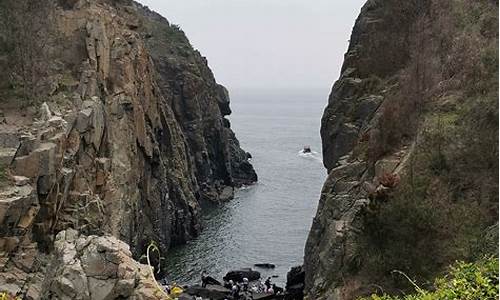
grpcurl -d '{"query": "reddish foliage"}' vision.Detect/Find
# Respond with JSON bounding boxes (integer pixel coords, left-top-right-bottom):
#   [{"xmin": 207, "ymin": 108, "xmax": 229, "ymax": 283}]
[{"xmin": 379, "ymin": 172, "xmax": 400, "ymax": 188}]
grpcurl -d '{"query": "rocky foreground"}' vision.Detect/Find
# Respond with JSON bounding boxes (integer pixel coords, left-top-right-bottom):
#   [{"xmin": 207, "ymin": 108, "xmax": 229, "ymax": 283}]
[{"xmin": 0, "ymin": 0, "xmax": 256, "ymax": 298}]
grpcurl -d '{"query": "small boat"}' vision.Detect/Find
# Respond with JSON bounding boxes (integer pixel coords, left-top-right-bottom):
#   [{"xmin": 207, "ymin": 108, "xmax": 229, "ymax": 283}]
[{"xmin": 302, "ymin": 145, "xmax": 312, "ymax": 153}]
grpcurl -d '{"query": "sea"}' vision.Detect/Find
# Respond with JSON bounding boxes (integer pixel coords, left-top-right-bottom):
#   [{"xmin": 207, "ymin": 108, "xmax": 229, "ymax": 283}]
[{"xmin": 164, "ymin": 89, "xmax": 328, "ymax": 287}]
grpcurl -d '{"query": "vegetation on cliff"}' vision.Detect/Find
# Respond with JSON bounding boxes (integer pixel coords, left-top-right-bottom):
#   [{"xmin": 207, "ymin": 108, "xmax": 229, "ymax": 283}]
[
  {"xmin": 305, "ymin": 0, "xmax": 498, "ymax": 299},
  {"xmin": 359, "ymin": 257, "xmax": 499, "ymax": 300},
  {"xmin": 358, "ymin": 0, "xmax": 498, "ymax": 289}
]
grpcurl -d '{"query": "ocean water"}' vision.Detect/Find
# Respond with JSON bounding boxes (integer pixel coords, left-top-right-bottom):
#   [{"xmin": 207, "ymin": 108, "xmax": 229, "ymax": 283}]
[{"xmin": 165, "ymin": 89, "xmax": 327, "ymax": 287}]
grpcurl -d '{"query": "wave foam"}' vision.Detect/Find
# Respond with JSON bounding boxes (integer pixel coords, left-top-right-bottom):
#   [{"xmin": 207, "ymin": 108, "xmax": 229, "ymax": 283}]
[{"xmin": 298, "ymin": 150, "xmax": 322, "ymax": 161}]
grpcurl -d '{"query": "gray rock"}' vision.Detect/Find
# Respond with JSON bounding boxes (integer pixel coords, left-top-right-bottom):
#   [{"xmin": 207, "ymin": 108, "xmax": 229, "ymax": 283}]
[
  {"xmin": 223, "ymin": 268, "xmax": 261, "ymax": 282},
  {"xmin": 43, "ymin": 230, "xmax": 160, "ymax": 299},
  {"xmin": 40, "ymin": 102, "xmax": 52, "ymax": 122},
  {"xmin": 76, "ymin": 108, "xmax": 93, "ymax": 133},
  {"xmin": 13, "ymin": 176, "xmax": 30, "ymax": 186},
  {"xmin": 0, "ymin": 185, "xmax": 37, "ymax": 237}
]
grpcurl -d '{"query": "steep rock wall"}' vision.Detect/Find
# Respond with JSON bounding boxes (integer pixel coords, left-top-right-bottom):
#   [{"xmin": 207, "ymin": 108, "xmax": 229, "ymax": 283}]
[
  {"xmin": 305, "ymin": 0, "xmax": 498, "ymax": 299},
  {"xmin": 0, "ymin": 0, "xmax": 256, "ymax": 297}
]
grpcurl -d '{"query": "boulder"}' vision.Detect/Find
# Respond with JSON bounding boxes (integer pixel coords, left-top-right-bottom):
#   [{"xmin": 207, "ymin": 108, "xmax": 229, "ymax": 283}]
[
  {"xmin": 43, "ymin": 230, "xmax": 160, "ymax": 299},
  {"xmin": 223, "ymin": 268, "xmax": 260, "ymax": 282}
]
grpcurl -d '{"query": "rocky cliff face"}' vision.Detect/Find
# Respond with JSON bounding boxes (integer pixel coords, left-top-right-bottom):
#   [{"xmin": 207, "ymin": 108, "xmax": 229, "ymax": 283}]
[
  {"xmin": 0, "ymin": 0, "xmax": 255, "ymax": 298},
  {"xmin": 305, "ymin": 0, "xmax": 498, "ymax": 299}
]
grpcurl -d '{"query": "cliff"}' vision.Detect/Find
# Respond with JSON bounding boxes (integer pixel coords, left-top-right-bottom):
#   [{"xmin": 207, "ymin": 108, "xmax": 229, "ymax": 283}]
[
  {"xmin": 305, "ymin": 0, "xmax": 498, "ymax": 299},
  {"xmin": 0, "ymin": 0, "xmax": 255, "ymax": 298}
]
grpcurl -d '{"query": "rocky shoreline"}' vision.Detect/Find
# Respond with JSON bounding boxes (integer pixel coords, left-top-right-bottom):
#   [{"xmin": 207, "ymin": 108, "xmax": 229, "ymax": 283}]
[{"xmin": 166, "ymin": 265, "xmax": 305, "ymax": 300}]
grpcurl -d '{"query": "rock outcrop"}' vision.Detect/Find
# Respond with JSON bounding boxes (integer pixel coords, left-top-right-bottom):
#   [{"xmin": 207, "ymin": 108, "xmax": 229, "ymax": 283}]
[
  {"xmin": 285, "ymin": 266, "xmax": 305, "ymax": 300},
  {"xmin": 0, "ymin": 229, "xmax": 161, "ymax": 299},
  {"xmin": 0, "ymin": 0, "xmax": 255, "ymax": 298},
  {"xmin": 305, "ymin": 0, "xmax": 498, "ymax": 299}
]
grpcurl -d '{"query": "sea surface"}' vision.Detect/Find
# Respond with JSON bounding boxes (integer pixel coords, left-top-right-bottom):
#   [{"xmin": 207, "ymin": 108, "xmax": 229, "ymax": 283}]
[{"xmin": 165, "ymin": 89, "xmax": 327, "ymax": 287}]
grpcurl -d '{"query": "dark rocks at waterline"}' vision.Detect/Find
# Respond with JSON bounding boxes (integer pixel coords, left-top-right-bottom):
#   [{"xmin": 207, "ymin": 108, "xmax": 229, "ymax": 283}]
[
  {"xmin": 223, "ymin": 268, "xmax": 261, "ymax": 282},
  {"xmin": 254, "ymin": 263, "xmax": 276, "ymax": 269},
  {"xmin": 286, "ymin": 266, "xmax": 305, "ymax": 287},
  {"xmin": 205, "ymin": 275, "xmax": 222, "ymax": 286},
  {"xmin": 285, "ymin": 266, "xmax": 305, "ymax": 300},
  {"xmin": 185, "ymin": 285, "xmax": 230, "ymax": 300},
  {"xmin": 175, "ymin": 266, "xmax": 302, "ymax": 299}
]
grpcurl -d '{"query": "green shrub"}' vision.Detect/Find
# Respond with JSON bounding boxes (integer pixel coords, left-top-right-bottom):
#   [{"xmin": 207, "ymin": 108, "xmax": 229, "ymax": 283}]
[{"xmin": 359, "ymin": 257, "xmax": 499, "ymax": 300}]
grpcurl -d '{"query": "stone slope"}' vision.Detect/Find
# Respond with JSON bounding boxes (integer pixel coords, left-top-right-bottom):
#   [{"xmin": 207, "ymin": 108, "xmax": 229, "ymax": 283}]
[
  {"xmin": 304, "ymin": 0, "xmax": 498, "ymax": 299},
  {"xmin": 0, "ymin": 0, "xmax": 256, "ymax": 298}
]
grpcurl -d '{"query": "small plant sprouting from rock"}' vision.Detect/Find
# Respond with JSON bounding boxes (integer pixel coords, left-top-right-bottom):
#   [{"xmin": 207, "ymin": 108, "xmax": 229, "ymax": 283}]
[{"xmin": 141, "ymin": 241, "xmax": 172, "ymax": 299}]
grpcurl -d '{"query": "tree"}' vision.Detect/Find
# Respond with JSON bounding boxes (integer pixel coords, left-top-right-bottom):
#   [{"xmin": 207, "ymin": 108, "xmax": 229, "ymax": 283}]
[{"xmin": 0, "ymin": 0, "xmax": 55, "ymax": 104}]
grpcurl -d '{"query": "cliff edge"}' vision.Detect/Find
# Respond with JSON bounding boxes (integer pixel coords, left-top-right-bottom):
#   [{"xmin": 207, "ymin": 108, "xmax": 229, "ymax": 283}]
[
  {"xmin": 0, "ymin": 0, "xmax": 256, "ymax": 298},
  {"xmin": 305, "ymin": 0, "xmax": 498, "ymax": 299}
]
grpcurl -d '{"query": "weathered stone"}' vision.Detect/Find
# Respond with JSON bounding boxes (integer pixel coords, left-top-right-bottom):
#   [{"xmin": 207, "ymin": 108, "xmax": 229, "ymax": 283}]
[
  {"xmin": 13, "ymin": 142, "xmax": 57, "ymax": 180},
  {"xmin": 0, "ymin": 236, "xmax": 19, "ymax": 252},
  {"xmin": 0, "ymin": 185, "xmax": 36, "ymax": 235},
  {"xmin": 223, "ymin": 268, "xmax": 260, "ymax": 282},
  {"xmin": 88, "ymin": 277, "xmax": 116, "ymax": 300},
  {"xmin": 16, "ymin": 134, "xmax": 37, "ymax": 157},
  {"xmin": 48, "ymin": 116, "xmax": 68, "ymax": 129},
  {"xmin": 374, "ymin": 158, "xmax": 400, "ymax": 180},
  {"xmin": 0, "ymin": 131, "xmax": 20, "ymax": 148},
  {"xmin": 0, "ymin": 147, "xmax": 17, "ymax": 166},
  {"xmin": 13, "ymin": 176, "xmax": 30, "ymax": 186},
  {"xmin": 16, "ymin": 205, "xmax": 39, "ymax": 229},
  {"xmin": 76, "ymin": 108, "xmax": 93, "ymax": 133},
  {"xmin": 43, "ymin": 231, "xmax": 160, "ymax": 300},
  {"xmin": 40, "ymin": 102, "xmax": 52, "ymax": 122}
]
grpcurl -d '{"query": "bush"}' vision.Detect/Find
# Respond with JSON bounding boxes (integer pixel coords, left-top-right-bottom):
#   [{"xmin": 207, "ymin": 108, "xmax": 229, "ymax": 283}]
[{"xmin": 359, "ymin": 257, "xmax": 499, "ymax": 300}]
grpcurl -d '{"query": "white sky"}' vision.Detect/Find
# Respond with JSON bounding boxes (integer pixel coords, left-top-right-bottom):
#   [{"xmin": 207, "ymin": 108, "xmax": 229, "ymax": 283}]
[{"xmin": 138, "ymin": 0, "xmax": 366, "ymax": 91}]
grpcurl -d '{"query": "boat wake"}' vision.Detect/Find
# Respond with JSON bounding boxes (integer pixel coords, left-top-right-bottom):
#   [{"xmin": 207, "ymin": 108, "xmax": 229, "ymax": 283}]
[{"xmin": 298, "ymin": 150, "xmax": 322, "ymax": 162}]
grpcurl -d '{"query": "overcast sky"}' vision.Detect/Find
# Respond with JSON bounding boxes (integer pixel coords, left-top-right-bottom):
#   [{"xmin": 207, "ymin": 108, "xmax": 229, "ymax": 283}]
[{"xmin": 138, "ymin": 0, "xmax": 366, "ymax": 91}]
